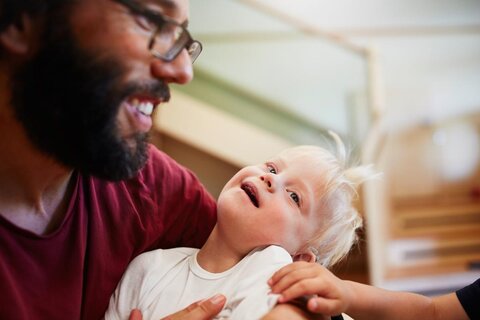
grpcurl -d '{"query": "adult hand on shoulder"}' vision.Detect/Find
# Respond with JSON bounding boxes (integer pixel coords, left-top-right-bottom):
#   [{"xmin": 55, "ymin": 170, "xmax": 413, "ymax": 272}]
[
  {"xmin": 128, "ymin": 294, "xmax": 226, "ymax": 320},
  {"xmin": 269, "ymin": 261, "xmax": 352, "ymax": 316}
]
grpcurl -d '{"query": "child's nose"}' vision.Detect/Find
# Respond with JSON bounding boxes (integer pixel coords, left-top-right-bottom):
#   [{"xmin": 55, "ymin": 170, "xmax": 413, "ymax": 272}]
[{"xmin": 260, "ymin": 174, "xmax": 275, "ymax": 191}]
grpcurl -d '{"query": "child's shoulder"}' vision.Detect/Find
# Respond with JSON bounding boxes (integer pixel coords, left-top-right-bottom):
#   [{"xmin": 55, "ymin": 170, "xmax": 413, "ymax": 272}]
[
  {"xmin": 227, "ymin": 246, "xmax": 293, "ymax": 298},
  {"xmin": 245, "ymin": 245, "xmax": 292, "ymax": 268}
]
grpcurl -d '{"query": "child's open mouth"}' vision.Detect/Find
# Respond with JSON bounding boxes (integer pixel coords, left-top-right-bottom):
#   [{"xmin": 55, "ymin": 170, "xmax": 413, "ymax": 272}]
[{"xmin": 241, "ymin": 183, "xmax": 259, "ymax": 208}]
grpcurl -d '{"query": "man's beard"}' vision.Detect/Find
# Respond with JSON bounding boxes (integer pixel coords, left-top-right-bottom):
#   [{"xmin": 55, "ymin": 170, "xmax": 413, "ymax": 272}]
[{"xmin": 10, "ymin": 21, "xmax": 170, "ymax": 181}]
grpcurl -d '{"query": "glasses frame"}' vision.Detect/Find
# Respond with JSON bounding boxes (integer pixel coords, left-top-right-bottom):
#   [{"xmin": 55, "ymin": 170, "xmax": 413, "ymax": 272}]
[{"xmin": 113, "ymin": 0, "xmax": 202, "ymax": 63}]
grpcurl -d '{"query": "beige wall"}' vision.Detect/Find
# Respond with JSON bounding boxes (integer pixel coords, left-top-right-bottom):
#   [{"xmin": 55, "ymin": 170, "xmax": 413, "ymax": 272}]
[{"xmin": 151, "ymin": 132, "xmax": 239, "ymax": 199}]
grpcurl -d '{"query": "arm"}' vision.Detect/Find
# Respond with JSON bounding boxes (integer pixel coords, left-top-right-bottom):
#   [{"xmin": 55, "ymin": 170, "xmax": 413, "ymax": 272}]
[
  {"xmin": 261, "ymin": 303, "xmax": 328, "ymax": 320},
  {"xmin": 269, "ymin": 262, "xmax": 469, "ymax": 320},
  {"xmin": 342, "ymin": 281, "xmax": 468, "ymax": 320}
]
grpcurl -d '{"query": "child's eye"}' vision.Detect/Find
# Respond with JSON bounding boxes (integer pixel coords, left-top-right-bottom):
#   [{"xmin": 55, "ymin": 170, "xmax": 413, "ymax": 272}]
[
  {"xmin": 267, "ymin": 165, "xmax": 277, "ymax": 174},
  {"xmin": 289, "ymin": 191, "xmax": 300, "ymax": 206}
]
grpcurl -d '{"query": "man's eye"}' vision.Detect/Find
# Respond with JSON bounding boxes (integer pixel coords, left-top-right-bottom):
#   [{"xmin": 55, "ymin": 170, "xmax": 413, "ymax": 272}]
[
  {"xmin": 134, "ymin": 15, "xmax": 156, "ymax": 31},
  {"xmin": 289, "ymin": 192, "xmax": 300, "ymax": 206}
]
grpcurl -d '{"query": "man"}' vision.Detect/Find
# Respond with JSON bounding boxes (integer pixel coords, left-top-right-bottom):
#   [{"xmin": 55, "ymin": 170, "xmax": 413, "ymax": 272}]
[
  {"xmin": 0, "ymin": 0, "xmax": 330, "ymax": 319},
  {"xmin": 0, "ymin": 0, "xmax": 224, "ymax": 318}
]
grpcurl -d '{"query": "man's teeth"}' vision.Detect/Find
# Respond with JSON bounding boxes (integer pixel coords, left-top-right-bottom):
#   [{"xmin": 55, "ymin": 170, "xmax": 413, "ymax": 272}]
[
  {"xmin": 132, "ymin": 99, "xmax": 154, "ymax": 116},
  {"xmin": 138, "ymin": 102, "xmax": 153, "ymax": 116}
]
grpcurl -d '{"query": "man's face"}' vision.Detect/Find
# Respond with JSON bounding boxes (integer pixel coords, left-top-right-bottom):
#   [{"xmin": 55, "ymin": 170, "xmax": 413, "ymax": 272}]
[
  {"xmin": 216, "ymin": 147, "xmax": 330, "ymax": 255},
  {"xmin": 10, "ymin": 0, "xmax": 192, "ymax": 180}
]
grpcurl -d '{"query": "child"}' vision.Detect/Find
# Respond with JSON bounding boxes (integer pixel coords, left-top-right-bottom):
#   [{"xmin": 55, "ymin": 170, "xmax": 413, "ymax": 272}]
[{"xmin": 105, "ymin": 133, "xmax": 373, "ymax": 320}]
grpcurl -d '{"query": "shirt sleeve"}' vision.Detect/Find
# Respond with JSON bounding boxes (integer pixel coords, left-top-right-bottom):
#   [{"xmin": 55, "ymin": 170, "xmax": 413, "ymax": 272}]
[
  {"xmin": 455, "ymin": 278, "xmax": 480, "ymax": 319},
  {"xmin": 104, "ymin": 253, "xmax": 157, "ymax": 320}
]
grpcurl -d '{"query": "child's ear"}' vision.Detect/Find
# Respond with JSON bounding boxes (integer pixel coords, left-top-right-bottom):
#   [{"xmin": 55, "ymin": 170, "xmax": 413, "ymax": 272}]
[{"xmin": 292, "ymin": 249, "xmax": 316, "ymax": 263}]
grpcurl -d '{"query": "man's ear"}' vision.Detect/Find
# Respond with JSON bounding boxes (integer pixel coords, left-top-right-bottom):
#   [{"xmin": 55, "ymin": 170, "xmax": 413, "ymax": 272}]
[
  {"xmin": 0, "ymin": 14, "xmax": 39, "ymax": 56},
  {"xmin": 292, "ymin": 249, "xmax": 316, "ymax": 263}
]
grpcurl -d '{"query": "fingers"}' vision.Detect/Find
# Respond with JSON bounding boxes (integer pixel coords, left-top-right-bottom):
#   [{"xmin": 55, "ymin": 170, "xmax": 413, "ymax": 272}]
[
  {"xmin": 270, "ymin": 263, "xmax": 330, "ymax": 297},
  {"xmin": 161, "ymin": 294, "xmax": 226, "ymax": 320},
  {"xmin": 129, "ymin": 309, "xmax": 143, "ymax": 320},
  {"xmin": 269, "ymin": 261, "xmax": 312, "ymax": 287},
  {"xmin": 277, "ymin": 277, "xmax": 327, "ymax": 303},
  {"xmin": 268, "ymin": 262, "xmax": 348, "ymax": 315}
]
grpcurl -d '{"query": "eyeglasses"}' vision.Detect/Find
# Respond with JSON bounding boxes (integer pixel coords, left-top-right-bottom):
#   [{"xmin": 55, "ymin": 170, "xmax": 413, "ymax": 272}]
[{"xmin": 113, "ymin": 0, "xmax": 202, "ymax": 63}]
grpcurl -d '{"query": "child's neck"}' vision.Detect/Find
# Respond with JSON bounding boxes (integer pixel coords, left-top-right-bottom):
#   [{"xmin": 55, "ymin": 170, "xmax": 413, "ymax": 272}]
[{"xmin": 196, "ymin": 227, "xmax": 249, "ymax": 273}]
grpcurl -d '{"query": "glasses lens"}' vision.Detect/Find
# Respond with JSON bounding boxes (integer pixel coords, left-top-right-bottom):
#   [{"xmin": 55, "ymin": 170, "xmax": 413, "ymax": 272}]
[
  {"xmin": 151, "ymin": 26, "xmax": 202, "ymax": 63},
  {"xmin": 151, "ymin": 24, "xmax": 183, "ymax": 58},
  {"xmin": 187, "ymin": 41, "xmax": 202, "ymax": 62},
  {"xmin": 152, "ymin": 23, "xmax": 181, "ymax": 49}
]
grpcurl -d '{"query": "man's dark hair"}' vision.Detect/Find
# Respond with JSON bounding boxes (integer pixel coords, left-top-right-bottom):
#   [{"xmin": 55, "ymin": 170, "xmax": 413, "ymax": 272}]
[{"xmin": 0, "ymin": 0, "xmax": 71, "ymax": 31}]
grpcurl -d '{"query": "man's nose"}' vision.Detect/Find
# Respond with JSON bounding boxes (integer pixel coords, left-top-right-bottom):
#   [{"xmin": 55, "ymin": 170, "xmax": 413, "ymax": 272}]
[{"xmin": 150, "ymin": 49, "xmax": 194, "ymax": 84}]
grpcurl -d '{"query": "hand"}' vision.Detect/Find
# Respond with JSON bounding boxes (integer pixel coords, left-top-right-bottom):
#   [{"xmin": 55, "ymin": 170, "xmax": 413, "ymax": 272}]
[
  {"xmin": 128, "ymin": 294, "xmax": 226, "ymax": 320},
  {"xmin": 269, "ymin": 261, "xmax": 352, "ymax": 316}
]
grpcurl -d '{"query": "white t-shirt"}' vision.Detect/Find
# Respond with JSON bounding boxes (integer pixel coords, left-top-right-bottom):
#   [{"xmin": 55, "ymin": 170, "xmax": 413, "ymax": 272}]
[{"xmin": 104, "ymin": 245, "xmax": 292, "ymax": 320}]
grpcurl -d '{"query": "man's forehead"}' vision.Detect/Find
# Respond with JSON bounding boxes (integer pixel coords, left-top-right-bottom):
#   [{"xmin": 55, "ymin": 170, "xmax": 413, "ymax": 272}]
[
  {"xmin": 146, "ymin": 0, "xmax": 188, "ymax": 14},
  {"xmin": 149, "ymin": 0, "xmax": 179, "ymax": 10},
  {"xmin": 152, "ymin": 0, "xmax": 189, "ymax": 23}
]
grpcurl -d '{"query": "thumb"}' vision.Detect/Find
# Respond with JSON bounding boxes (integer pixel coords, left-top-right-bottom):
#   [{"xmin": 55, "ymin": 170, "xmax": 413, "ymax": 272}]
[
  {"xmin": 195, "ymin": 294, "xmax": 226, "ymax": 318},
  {"xmin": 129, "ymin": 309, "xmax": 143, "ymax": 320},
  {"xmin": 162, "ymin": 294, "xmax": 226, "ymax": 320}
]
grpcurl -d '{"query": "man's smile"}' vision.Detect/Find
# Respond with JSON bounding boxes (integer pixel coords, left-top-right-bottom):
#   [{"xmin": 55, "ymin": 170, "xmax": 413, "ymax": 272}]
[{"xmin": 124, "ymin": 95, "xmax": 164, "ymax": 133}]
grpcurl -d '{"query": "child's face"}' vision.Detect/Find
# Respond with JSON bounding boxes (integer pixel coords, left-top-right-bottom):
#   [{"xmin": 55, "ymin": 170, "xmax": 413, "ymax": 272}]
[{"xmin": 217, "ymin": 146, "xmax": 330, "ymax": 255}]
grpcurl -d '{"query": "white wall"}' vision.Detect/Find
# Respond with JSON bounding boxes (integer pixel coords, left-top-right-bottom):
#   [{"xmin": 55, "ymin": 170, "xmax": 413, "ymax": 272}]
[{"xmin": 153, "ymin": 89, "xmax": 293, "ymax": 167}]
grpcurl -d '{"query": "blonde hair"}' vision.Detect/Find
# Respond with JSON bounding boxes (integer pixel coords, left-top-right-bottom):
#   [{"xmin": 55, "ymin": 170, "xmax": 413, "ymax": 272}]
[{"xmin": 297, "ymin": 131, "xmax": 376, "ymax": 268}]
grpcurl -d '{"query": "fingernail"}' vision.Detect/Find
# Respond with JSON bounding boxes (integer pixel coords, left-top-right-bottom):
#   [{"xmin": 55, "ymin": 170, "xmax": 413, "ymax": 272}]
[
  {"xmin": 277, "ymin": 295, "xmax": 284, "ymax": 303},
  {"xmin": 210, "ymin": 294, "xmax": 225, "ymax": 305},
  {"xmin": 310, "ymin": 299, "xmax": 318, "ymax": 310},
  {"xmin": 267, "ymin": 278, "xmax": 272, "ymax": 285}
]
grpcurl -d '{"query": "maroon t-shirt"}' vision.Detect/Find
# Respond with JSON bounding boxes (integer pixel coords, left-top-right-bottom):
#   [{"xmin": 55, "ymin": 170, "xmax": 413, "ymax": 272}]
[{"xmin": 0, "ymin": 145, "xmax": 217, "ymax": 319}]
